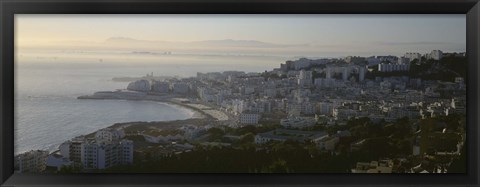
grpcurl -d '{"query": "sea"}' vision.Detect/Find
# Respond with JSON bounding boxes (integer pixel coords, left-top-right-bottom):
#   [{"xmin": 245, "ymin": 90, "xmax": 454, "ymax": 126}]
[{"xmin": 15, "ymin": 50, "xmax": 285, "ymax": 155}]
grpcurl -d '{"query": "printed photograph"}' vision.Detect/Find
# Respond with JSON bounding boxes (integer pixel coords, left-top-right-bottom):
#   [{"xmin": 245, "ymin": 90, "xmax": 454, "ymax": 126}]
[{"xmin": 14, "ymin": 15, "xmax": 467, "ymax": 173}]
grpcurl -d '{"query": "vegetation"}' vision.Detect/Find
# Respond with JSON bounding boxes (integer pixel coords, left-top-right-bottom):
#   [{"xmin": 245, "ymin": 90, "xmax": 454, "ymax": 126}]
[
  {"xmin": 60, "ymin": 113, "xmax": 465, "ymax": 174},
  {"xmin": 366, "ymin": 56, "xmax": 467, "ymax": 82}
]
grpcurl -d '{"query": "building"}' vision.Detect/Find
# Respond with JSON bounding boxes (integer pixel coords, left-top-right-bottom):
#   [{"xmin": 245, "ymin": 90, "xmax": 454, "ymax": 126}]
[
  {"xmin": 316, "ymin": 102, "xmax": 334, "ymax": 115},
  {"xmin": 127, "ymin": 80, "xmax": 150, "ymax": 92},
  {"xmin": 376, "ymin": 55, "xmax": 398, "ymax": 63},
  {"xmin": 366, "ymin": 56, "xmax": 381, "ymax": 66},
  {"xmin": 151, "ymin": 81, "xmax": 170, "ymax": 93},
  {"xmin": 428, "ymin": 50, "xmax": 443, "ymax": 60},
  {"xmin": 172, "ymin": 83, "xmax": 189, "ymax": 94},
  {"xmin": 82, "ymin": 139, "xmax": 133, "ymax": 170},
  {"xmin": 60, "ymin": 136, "xmax": 85, "ymax": 165},
  {"xmin": 46, "ymin": 151, "xmax": 73, "ymax": 171},
  {"xmin": 342, "ymin": 67, "xmax": 349, "ymax": 81},
  {"xmin": 404, "ymin": 52, "xmax": 422, "ymax": 63},
  {"xmin": 60, "ymin": 133, "xmax": 134, "ymax": 170},
  {"xmin": 14, "ymin": 150, "xmax": 49, "ymax": 173},
  {"xmin": 297, "ymin": 70, "xmax": 313, "ymax": 87},
  {"xmin": 254, "ymin": 129, "xmax": 328, "ymax": 144},
  {"xmin": 181, "ymin": 125, "xmax": 207, "ymax": 140},
  {"xmin": 451, "ymin": 97, "xmax": 466, "ymax": 114},
  {"xmin": 315, "ymin": 136, "xmax": 339, "ymax": 151},
  {"xmin": 326, "ymin": 67, "xmax": 332, "ymax": 79},
  {"xmin": 378, "ymin": 63, "xmax": 410, "ymax": 72},
  {"xmin": 345, "ymin": 56, "xmax": 366, "ymax": 64},
  {"xmin": 239, "ymin": 113, "xmax": 261, "ymax": 125},
  {"xmin": 280, "ymin": 117, "xmax": 316, "ymax": 129},
  {"xmin": 398, "ymin": 57, "xmax": 410, "ymax": 64},
  {"xmin": 95, "ymin": 128, "xmax": 125, "ymax": 142},
  {"xmin": 359, "ymin": 67, "xmax": 366, "ymax": 82}
]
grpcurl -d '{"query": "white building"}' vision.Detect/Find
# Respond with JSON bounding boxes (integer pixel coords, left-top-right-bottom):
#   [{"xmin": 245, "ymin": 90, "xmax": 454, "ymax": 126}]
[
  {"xmin": 14, "ymin": 150, "xmax": 49, "ymax": 173},
  {"xmin": 95, "ymin": 128, "xmax": 125, "ymax": 142},
  {"xmin": 82, "ymin": 139, "xmax": 133, "ymax": 170},
  {"xmin": 297, "ymin": 70, "xmax": 313, "ymax": 87},
  {"xmin": 428, "ymin": 50, "xmax": 443, "ymax": 60},
  {"xmin": 127, "ymin": 80, "xmax": 150, "ymax": 92},
  {"xmin": 232, "ymin": 99, "xmax": 246, "ymax": 114},
  {"xmin": 377, "ymin": 56, "xmax": 398, "ymax": 63},
  {"xmin": 345, "ymin": 56, "xmax": 365, "ymax": 64},
  {"xmin": 378, "ymin": 63, "xmax": 410, "ymax": 72},
  {"xmin": 59, "ymin": 134, "xmax": 134, "ymax": 170},
  {"xmin": 404, "ymin": 52, "xmax": 422, "ymax": 63},
  {"xmin": 239, "ymin": 113, "xmax": 261, "ymax": 125},
  {"xmin": 280, "ymin": 117, "xmax": 316, "ymax": 129}
]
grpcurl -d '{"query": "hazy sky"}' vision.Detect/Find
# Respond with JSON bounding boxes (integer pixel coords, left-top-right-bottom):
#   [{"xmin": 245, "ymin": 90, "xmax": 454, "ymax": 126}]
[{"xmin": 16, "ymin": 14, "xmax": 466, "ymax": 57}]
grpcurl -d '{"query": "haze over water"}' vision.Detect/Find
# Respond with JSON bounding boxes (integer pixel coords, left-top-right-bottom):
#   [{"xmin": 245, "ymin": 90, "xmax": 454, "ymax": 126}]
[
  {"xmin": 14, "ymin": 51, "xmax": 284, "ymax": 154},
  {"xmin": 14, "ymin": 14, "xmax": 466, "ymax": 155}
]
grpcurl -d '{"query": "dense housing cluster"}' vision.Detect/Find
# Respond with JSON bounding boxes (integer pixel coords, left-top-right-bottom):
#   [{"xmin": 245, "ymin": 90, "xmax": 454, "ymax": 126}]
[{"xmin": 15, "ymin": 49, "xmax": 467, "ymax": 173}]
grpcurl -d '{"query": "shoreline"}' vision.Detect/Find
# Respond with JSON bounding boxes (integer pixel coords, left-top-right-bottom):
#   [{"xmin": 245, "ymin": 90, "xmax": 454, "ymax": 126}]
[
  {"xmin": 22, "ymin": 90, "xmax": 229, "ymax": 156},
  {"xmin": 36, "ymin": 94, "xmax": 217, "ymax": 156},
  {"xmin": 17, "ymin": 93, "xmax": 213, "ymax": 156},
  {"xmin": 77, "ymin": 90, "xmax": 229, "ymax": 121}
]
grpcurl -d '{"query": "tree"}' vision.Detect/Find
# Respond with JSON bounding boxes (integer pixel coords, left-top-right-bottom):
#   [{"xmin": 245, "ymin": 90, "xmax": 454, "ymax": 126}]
[
  {"xmin": 264, "ymin": 159, "xmax": 290, "ymax": 173},
  {"xmin": 207, "ymin": 127, "xmax": 225, "ymax": 141}
]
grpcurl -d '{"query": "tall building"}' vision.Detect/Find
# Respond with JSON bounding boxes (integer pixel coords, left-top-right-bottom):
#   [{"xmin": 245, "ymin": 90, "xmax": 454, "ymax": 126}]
[
  {"xmin": 60, "ymin": 129, "xmax": 134, "ymax": 170},
  {"xmin": 359, "ymin": 67, "xmax": 366, "ymax": 82},
  {"xmin": 297, "ymin": 70, "xmax": 313, "ymax": 87},
  {"xmin": 342, "ymin": 67, "xmax": 349, "ymax": 81},
  {"xmin": 14, "ymin": 150, "xmax": 49, "ymax": 173},
  {"xmin": 70, "ymin": 136, "xmax": 85, "ymax": 165},
  {"xmin": 82, "ymin": 139, "xmax": 133, "ymax": 170},
  {"xmin": 326, "ymin": 67, "xmax": 332, "ymax": 79}
]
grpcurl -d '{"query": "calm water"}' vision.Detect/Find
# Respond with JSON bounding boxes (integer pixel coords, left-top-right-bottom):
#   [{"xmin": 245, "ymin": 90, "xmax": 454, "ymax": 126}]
[{"xmin": 15, "ymin": 51, "xmax": 283, "ymax": 154}]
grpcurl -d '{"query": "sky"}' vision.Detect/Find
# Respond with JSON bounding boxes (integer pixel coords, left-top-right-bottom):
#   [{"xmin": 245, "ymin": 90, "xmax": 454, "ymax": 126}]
[{"xmin": 15, "ymin": 14, "xmax": 466, "ymax": 57}]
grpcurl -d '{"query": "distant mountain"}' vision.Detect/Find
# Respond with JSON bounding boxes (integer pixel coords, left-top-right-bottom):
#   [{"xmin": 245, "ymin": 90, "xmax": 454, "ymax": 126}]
[
  {"xmin": 105, "ymin": 37, "xmax": 171, "ymax": 45},
  {"xmin": 104, "ymin": 37, "xmax": 289, "ymax": 48},
  {"xmin": 190, "ymin": 39, "xmax": 283, "ymax": 48}
]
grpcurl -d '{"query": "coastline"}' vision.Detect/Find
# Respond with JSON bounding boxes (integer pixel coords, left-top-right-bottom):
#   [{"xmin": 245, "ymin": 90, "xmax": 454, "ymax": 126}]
[
  {"xmin": 38, "ymin": 93, "xmax": 217, "ymax": 156},
  {"xmin": 77, "ymin": 90, "xmax": 229, "ymax": 121}
]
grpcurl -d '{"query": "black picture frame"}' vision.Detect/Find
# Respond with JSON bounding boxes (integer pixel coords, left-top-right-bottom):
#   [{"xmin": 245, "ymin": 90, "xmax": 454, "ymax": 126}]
[{"xmin": 1, "ymin": 0, "xmax": 479, "ymax": 186}]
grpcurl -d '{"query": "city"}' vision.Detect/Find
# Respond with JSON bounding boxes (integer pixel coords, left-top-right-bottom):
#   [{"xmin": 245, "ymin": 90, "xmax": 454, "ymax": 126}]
[{"xmin": 15, "ymin": 49, "xmax": 467, "ymax": 173}]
